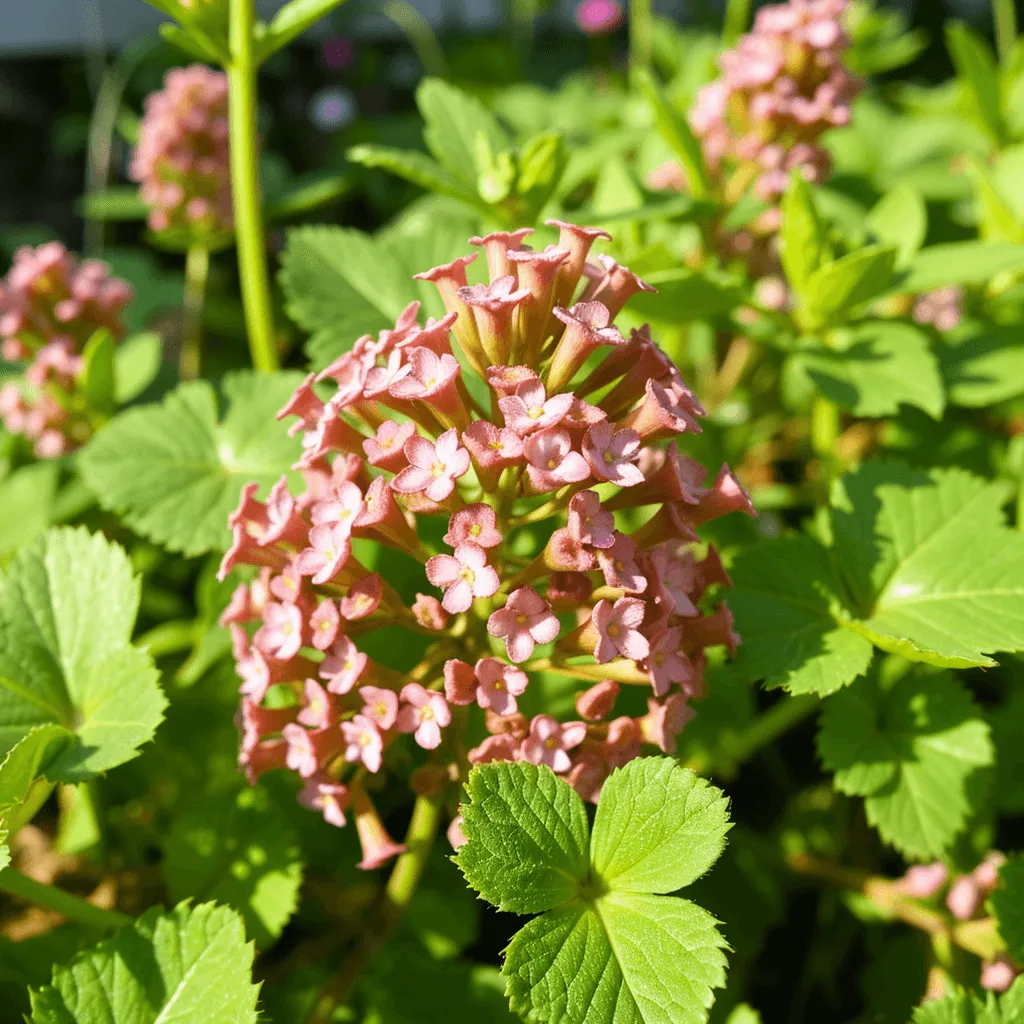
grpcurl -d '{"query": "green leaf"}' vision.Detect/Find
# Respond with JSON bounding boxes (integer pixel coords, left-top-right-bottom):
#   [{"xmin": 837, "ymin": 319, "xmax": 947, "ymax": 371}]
[
  {"xmin": 801, "ymin": 245, "xmax": 898, "ymax": 329},
  {"xmin": 780, "ymin": 172, "xmax": 829, "ymax": 294},
  {"xmin": 946, "ymin": 22, "xmax": 1004, "ymax": 145},
  {"xmin": 114, "ymin": 331, "xmax": 163, "ymax": 405},
  {"xmin": 456, "ymin": 761, "xmax": 589, "ymax": 914},
  {"xmin": 912, "ymin": 978, "xmax": 1024, "ymax": 1024},
  {"xmin": 0, "ymin": 463, "xmax": 59, "ymax": 562},
  {"xmin": 255, "ymin": 0, "xmax": 350, "ymax": 63},
  {"xmin": 897, "ymin": 242, "xmax": 1024, "ymax": 293},
  {"xmin": 831, "ymin": 462, "xmax": 1024, "ymax": 668},
  {"xmin": 0, "ymin": 528, "xmax": 166, "ymax": 781},
  {"xmin": 279, "ymin": 225, "xmax": 421, "ymax": 369},
  {"xmin": 818, "ymin": 671, "xmax": 993, "ymax": 859},
  {"xmin": 626, "ymin": 269, "xmax": 745, "ymax": 326},
  {"xmin": 866, "ymin": 186, "xmax": 927, "ymax": 268},
  {"xmin": 793, "ymin": 321, "xmax": 945, "ymax": 419},
  {"xmin": 80, "ymin": 371, "xmax": 304, "ymax": 557},
  {"xmin": 160, "ymin": 22, "xmax": 226, "ymax": 64},
  {"xmin": 29, "ymin": 901, "xmax": 259, "ymax": 1024},
  {"xmin": 76, "ymin": 186, "xmax": 147, "ymax": 222},
  {"xmin": 503, "ymin": 895, "xmax": 728, "ymax": 1024},
  {"xmin": 265, "ymin": 173, "xmax": 349, "ymax": 221},
  {"xmin": 163, "ymin": 788, "xmax": 303, "ymax": 949},
  {"xmin": 990, "ymin": 856, "xmax": 1024, "ymax": 965},
  {"xmin": 590, "ymin": 759, "xmax": 730, "ymax": 894},
  {"xmin": 346, "ymin": 145, "xmax": 477, "ymax": 206},
  {"xmin": 939, "ymin": 325, "xmax": 1024, "ymax": 407},
  {"xmin": 0, "ymin": 724, "xmax": 71, "ymax": 835},
  {"xmin": 80, "ymin": 329, "xmax": 116, "ymax": 415},
  {"xmin": 416, "ymin": 78, "xmax": 511, "ymax": 191},
  {"xmin": 729, "ymin": 535, "xmax": 873, "ymax": 695}
]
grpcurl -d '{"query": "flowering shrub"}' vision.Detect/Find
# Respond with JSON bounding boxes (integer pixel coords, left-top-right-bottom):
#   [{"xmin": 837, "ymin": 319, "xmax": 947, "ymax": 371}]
[{"xmin": 3, "ymin": 0, "xmax": 1024, "ymax": 1022}]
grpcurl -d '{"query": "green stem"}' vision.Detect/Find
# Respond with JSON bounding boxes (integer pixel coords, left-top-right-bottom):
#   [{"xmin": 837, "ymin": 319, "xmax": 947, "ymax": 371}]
[
  {"xmin": 722, "ymin": 0, "xmax": 751, "ymax": 44},
  {"xmin": 228, "ymin": 0, "xmax": 279, "ymax": 374},
  {"xmin": 180, "ymin": 243, "xmax": 210, "ymax": 381},
  {"xmin": 378, "ymin": 0, "xmax": 448, "ymax": 77},
  {"xmin": 995, "ymin": 0, "xmax": 1018, "ymax": 64},
  {"xmin": 305, "ymin": 794, "xmax": 443, "ymax": 1024},
  {"xmin": 810, "ymin": 394, "xmax": 839, "ymax": 458},
  {"xmin": 629, "ymin": 0, "xmax": 653, "ymax": 77},
  {"xmin": 0, "ymin": 868, "xmax": 131, "ymax": 931},
  {"xmin": 686, "ymin": 694, "xmax": 818, "ymax": 778}
]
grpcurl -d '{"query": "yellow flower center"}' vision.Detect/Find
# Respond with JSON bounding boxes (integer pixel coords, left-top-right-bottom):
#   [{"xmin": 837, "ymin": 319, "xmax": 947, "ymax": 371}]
[
  {"xmin": 547, "ymin": 457, "xmax": 558, "ymax": 470},
  {"xmin": 421, "ymin": 706, "xmax": 434, "ymax": 721},
  {"xmin": 488, "ymin": 440, "xmax": 505, "ymax": 451},
  {"xmin": 515, "ymin": 613, "xmax": 529, "ymax": 625},
  {"xmin": 607, "ymin": 623, "xmax": 620, "ymax": 638},
  {"xmin": 545, "ymin": 737, "xmax": 558, "ymax": 749},
  {"xmin": 470, "ymin": 523, "xmax": 482, "ymax": 536},
  {"xmin": 376, "ymin": 701, "xmax": 388, "ymax": 717},
  {"xmin": 431, "ymin": 461, "xmax": 445, "ymax": 478},
  {"xmin": 528, "ymin": 406, "xmax": 544, "ymax": 419},
  {"xmin": 602, "ymin": 450, "xmax": 614, "ymax": 464},
  {"xmin": 460, "ymin": 566, "xmax": 476, "ymax": 584}
]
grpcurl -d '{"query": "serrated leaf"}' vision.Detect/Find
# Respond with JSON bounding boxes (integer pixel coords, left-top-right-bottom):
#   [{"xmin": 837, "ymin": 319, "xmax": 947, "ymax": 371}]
[
  {"xmin": 456, "ymin": 761, "xmax": 589, "ymax": 914},
  {"xmin": 503, "ymin": 895, "xmax": 728, "ymax": 1024},
  {"xmin": 80, "ymin": 371, "xmax": 304, "ymax": 557},
  {"xmin": 990, "ymin": 857, "xmax": 1024, "ymax": 965},
  {"xmin": 911, "ymin": 978, "xmax": 1024, "ymax": 1024},
  {"xmin": 0, "ymin": 528, "xmax": 166, "ymax": 782},
  {"xmin": 279, "ymin": 225, "xmax": 421, "ymax": 369},
  {"xmin": 817, "ymin": 672, "xmax": 993, "ymax": 859},
  {"xmin": 29, "ymin": 901, "xmax": 259, "ymax": 1024},
  {"xmin": 591, "ymin": 759, "xmax": 730, "ymax": 894},
  {"xmin": 729, "ymin": 535, "xmax": 873, "ymax": 695},
  {"xmin": 794, "ymin": 321, "xmax": 944, "ymax": 419},
  {"xmin": 831, "ymin": 462, "xmax": 1024, "ymax": 668},
  {"xmin": 939, "ymin": 325, "xmax": 1024, "ymax": 408},
  {"xmin": 0, "ymin": 724, "xmax": 72, "ymax": 830},
  {"xmin": 163, "ymin": 787, "xmax": 303, "ymax": 949}
]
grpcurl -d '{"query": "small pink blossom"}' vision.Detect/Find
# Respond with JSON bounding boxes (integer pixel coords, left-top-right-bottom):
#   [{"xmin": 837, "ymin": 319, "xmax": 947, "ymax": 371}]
[
  {"xmin": 524, "ymin": 428, "xmax": 591, "ymax": 492},
  {"xmin": 298, "ymin": 775, "xmax": 349, "ymax": 828},
  {"xmin": 597, "ymin": 532, "xmax": 648, "ymax": 594},
  {"xmin": 341, "ymin": 574, "xmax": 383, "ymax": 620},
  {"xmin": 253, "ymin": 601, "xmax": 304, "ymax": 660},
  {"xmin": 448, "ymin": 815, "xmax": 469, "ymax": 850},
  {"xmin": 309, "ymin": 600, "xmax": 341, "ymax": 651},
  {"xmin": 283, "ymin": 722, "xmax": 342, "ymax": 778},
  {"xmin": 469, "ymin": 733, "xmax": 519, "ymax": 764},
  {"xmin": 397, "ymin": 683, "xmax": 451, "ymax": 750},
  {"xmin": 521, "ymin": 715, "xmax": 587, "ymax": 773},
  {"xmin": 359, "ymin": 685, "xmax": 399, "ymax": 730},
  {"xmin": 297, "ymin": 679, "xmax": 338, "ymax": 730},
  {"xmin": 499, "ymin": 379, "xmax": 574, "ymax": 435},
  {"xmin": 462, "ymin": 420, "xmax": 524, "ymax": 475},
  {"xmin": 575, "ymin": 0, "xmax": 623, "ymax": 34},
  {"xmin": 576, "ymin": 679, "xmax": 620, "ymax": 721},
  {"xmin": 487, "ymin": 587, "xmax": 561, "ymax": 663},
  {"xmin": 584, "ymin": 422, "xmax": 644, "ymax": 487},
  {"xmin": 319, "ymin": 635, "xmax": 368, "ymax": 694},
  {"xmin": 412, "ymin": 593, "xmax": 449, "ymax": 631},
  {"xmin": 567, "ymin": 490, "xmax": 615, "ymax": 549},
  {"xmin": 392, "ymin": 429, "xmax": 470, "ymax": 502},
  {"xmin": 898, "ymin": 862, "xmax": 948, "ymax": 899},
  {"xmin": 592, "ymin": 597, "xmax": 650, "ymax": 663},
  {"xmin": 443, "ymin": 503, "xmax": 503, "ymax": 548},
  {"xmin": 296, "ymin": 523, "xmax": 351, "ymax": 585},
  {"xmin": 425, "ymin": 542, "xmax": 500, "ymax": 614},
  {"xmin": 640, "ymin": 694, "xmax": 695, "ymax": 753},
  {"xmin": 363, "ymin": 420, "xmax": 416, "ymax": 471},
  {"xmin": 475, "ymin": 657, "xmax": 529, "ymax": 716},
  {"xmin": 342, "ymin": 714, "xmax": 384, "ymax": 772},
  {"xmin": 443, "ymin": 659, "xmax": 478, "ymax": 705},
  {"xmin": 643, "ymin": 628, "xmax": 693, "ymax": 697}
]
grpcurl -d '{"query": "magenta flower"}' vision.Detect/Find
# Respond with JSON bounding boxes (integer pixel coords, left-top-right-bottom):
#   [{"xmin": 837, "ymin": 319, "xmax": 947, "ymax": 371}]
[
  {"xmin": 319, "ymin": 635, "xmax": 368, "ymax": 694},
  {"xmin": 524, "ymin": 428, "xmax": 591, "ymax": 492},
  {"xmin": 392, "ymin": 429, "xmax": 470, "ymax": 502},
  {"xmin": 425, "ymin": 542, "xmax": 500, "ymax": 614},
  {"xmin": 584, "ymin": 422, "xmax": 644, "ymax": 487},
  {"xmin": 575, "ymin": 0, "xmax": 623, "ymax": 34},
  {"xmin": 475, "ymin": 657, "xmax": 529, "ymax": 716},
  {"xmin": 520, "ymin": 715, "xmax": 588, "ymax": 773},
  {"xmin": 443, "ymin": 503, "xmax": 503, "ymax": 548},
  {"xmin": 487, "ymin": 587, "xmax": 561, "ymax": 663},
  {"xmin": 397, "ymin": 683, "xmax": 451, "ymax": 750},
  {"xmin": 342, "ymin": 714, "xmax": 384, "ymax": 772},
  {"xmin": 567, "ymin": 490, "xmax": 616, "ymax": 549},
  {"xmin": 499, "ymin": 379, "xmax": 573, "ymax": 436},
  {"xmin": 592, "ymin": 597, "xmax": 650, "ymax": 663}
]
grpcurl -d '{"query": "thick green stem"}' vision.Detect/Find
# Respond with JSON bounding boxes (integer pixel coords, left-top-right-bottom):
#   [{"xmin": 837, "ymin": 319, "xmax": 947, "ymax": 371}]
[
  {"xmin": 228, "ymin": 0, "xmax": 279, "ymax": 374},
  {"xmin": 629, "ymin": 0, "xmax": 653, "ymax": 77},
  {"xmin": 810, "ymin": 394, "xmax": 839, "ymax": 458},
  {"xmin": 0, "ymin": 868, "xmax": 131, "ymax": 931},
  {"xmin": 722, "ymin": 0, "xmax": 751, "ymax": 44},
  {"xmin": 995, "ymin": 0, "xmax": 1018, "ymax": 64},
  {"xmin": 305, "ymin": 794, "xmax": 443, "ymax": 1024},
  {"xmin": 180, "ymin": 243, "xmax": 210, "ymax": 381}
]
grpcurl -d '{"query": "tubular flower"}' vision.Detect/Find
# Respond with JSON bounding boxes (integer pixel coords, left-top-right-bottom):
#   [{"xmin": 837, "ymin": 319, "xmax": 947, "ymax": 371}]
[
  {"xmin": 222, "ymin": 222, "xmax": 752, "ymax": 868},
  {"xmin": 130, "ymin": 64, "xmax": 233, "ymax": 238},
  {"xmin": 0, "ymin": 243, "xmax": 132, "ymax": 457}
]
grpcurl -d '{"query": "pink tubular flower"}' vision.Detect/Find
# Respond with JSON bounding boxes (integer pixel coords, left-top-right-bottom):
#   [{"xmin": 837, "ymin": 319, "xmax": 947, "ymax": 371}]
[
  {"xmin": 487, "ymin": 587, "xmax": 561, "ymax": 663},
  {"xmin": 640, "ymin": 694, "xmax": 695, "ymax": 753},
  {"xmin": 475, "ymin": 657, "xmax": 529, "ymax": 716},
  {"xmin": 359, "ymin": 685, "xmax": 399, "ymax": 730},
  {"xmin": 253, "ymin": 601, "xmax": 305, "ymax": 660},
  {"xmin": 283, "ymin": 722, "xmax": 344, "ymax": 779},
  {"xmin": 392, "ymin": 429, "xmax": 470, "ymax": 502},
  {"xmin": 319, "ymin": 635, "xmax": 368, "ymax": 694},
  {"xmin": 296, "ymin": 523, "xmax": 351, "ymax": 585},
  {"xmin": 567, "ymin": 490, "xmax": 616, "ymax": 549},
  {"xmin": 524, "ymin": 428, "xmax": 591, "ymax": 492},
  {"xmin": 341, "ymin": 574, "xmax": 383, "ymax": 620},
  {"xmin": 352, "ymin": 783, "xmax": 406, "ymax": 870},
  {"xmin": 298, "ymin": 776, "xmax": 350, "ymax": 828},
  {"xmin": 898, "ymin": 863, "xmax": 948, "ymax": 899},
  {"xmin": 643, "ymin": 628, "xmax": 693, "ymax": 697},
  {"xmin": 499, "ymin": 379, "xmax": 574, "ymax": 436},
  {"xmin": 397, "ymin": 683, "xmax": 452, "ymax": 750},
  {"xmin": 444, "ymin": 659, "xmax": 478, "ymax": 705},
  {"xmin": 426, "ymin": 542, "xmax": 500, "ymax": 614},
  {"xmin": 443, "ymin": 503, "xmax": 503, "ymax": 548},
  {"xmin": 521, "ymin": 715, "xmax": 588, "ymax": 773},
  {"xmin": 364, "ymin": 420, "xmax": 416, "ymax": 471},
  {"xmin": 576, "ymin": 679, "xmax": 620, "ymax": 721},
  {"xmin": 592, "ymin": 597, "xmax": 650, "ymax": 663},
  {"xmin": 584, "ymin": 422, "xmax": 644, "ymax": 487},
  {"xmin": 342, "ymin": 714, "xmax": 385, "ymax": 772}
]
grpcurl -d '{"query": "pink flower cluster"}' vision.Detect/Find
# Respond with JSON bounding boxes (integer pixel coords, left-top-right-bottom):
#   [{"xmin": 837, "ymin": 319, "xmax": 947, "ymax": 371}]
[
  {"xmin": 912, "ymin": 286, "xmax": 964, "ymax": 334},
  {"xmin": 575, "ymin": 0, "xmax": 623, "ymax": 35},
  {"xmin": 0, "ymin": 243, "xmax": 132, "ymax": 457},
  {"xmin": 896, "ymin": 852, "xmax": 1019, "ymax": 992},
  {"xmin": 130, "ymin": 65, "xmax": 232, "ymax": 237},
  {"xmin": 222, "ymin": 221, "xmax": 753, "ymax": 871},
  {"xmin": 689, "ymin": 0, "xmax": 860, "ymax": 231}
]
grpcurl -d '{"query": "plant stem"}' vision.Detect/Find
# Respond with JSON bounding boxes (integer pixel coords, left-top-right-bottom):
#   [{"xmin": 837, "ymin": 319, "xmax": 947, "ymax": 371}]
[
  {"xmin": 305, "ymin": 794, "xmax": 443, "ymax": 1024},
  {"xmin": 378, "ymin": 0, "xmax": 448, "ymax": 77},
  {"xmin": 228, "ymin": 0, "xmax": 279, "ymax": 374},
  {"xmin": 629, "ymin": 0, "xmax": 653, "ymax": 77},
  {"xmin": 180, "ymin": 243, "xmax": 210, "ymax": 381},
  {"xmin": 995, "ymin": 0, "xmax": 1018, "ymax": 64},
  {"xmin": 0, "ymin": 868, "xmax": 131, "ymax": 931},
  {"xmin": 685, "ymin": 694, "xmax": 818, "ymax": 777},
  {"xmin": 722, "ymin": 0, "xmax": 751, "ymax": 45}
]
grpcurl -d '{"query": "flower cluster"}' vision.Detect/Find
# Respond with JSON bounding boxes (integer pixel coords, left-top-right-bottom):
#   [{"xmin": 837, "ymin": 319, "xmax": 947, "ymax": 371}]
[
  {"xmin": 575, "ymin": 0, "xmax": 624, "ymax": 35},
  {"xmin": 912, "ymin": 286, "xmax": 964, "ymax": 334},
  {"xmin": 222, "ymin": 221, "xmax": 753, "ymax": 871},
  {"xmin": 896, "ymin": 853, "xmax": 1019, "ymax": 992},
  {"xmin": 688, "ymin": 0, "xmax": 860, "ymax": 234},
  {"xmin": 0, "ymin": 243, "xmax": 132, "ymax": 457},
  {"xmin": 130, "ymin": 64, "xmax": 232, "ymax": 238}
]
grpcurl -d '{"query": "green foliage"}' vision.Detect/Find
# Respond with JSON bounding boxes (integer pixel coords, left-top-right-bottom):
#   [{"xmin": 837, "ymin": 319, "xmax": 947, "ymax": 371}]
[
  {"xmin": 0, "ymin": 527, "xmax": 165, "ymax": 781},
  {"xmin": 80, "ymin": 371, "xmax": 304, "ymax": 556},
  {"xmin": 163, "ymin": 787, "xmax": 303, "ymax": 949},
  {"xmin": 457, "ymin": 758, "xmax": 730, "ymax": 1024},
  {"xmin": 990, "ymin": 857, "xmax": 1024, "ymax": 964},
  {"xmin": 817, "ymin": 669, "xmax": 993, "ymax": 858},
  {"xmin": 911, "ymin": 978, "xmax": 1024, "ymax": 1024},
  {"xmin": 29, "ymin": 902, "xmax": 260, "ymax": 1024}
]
